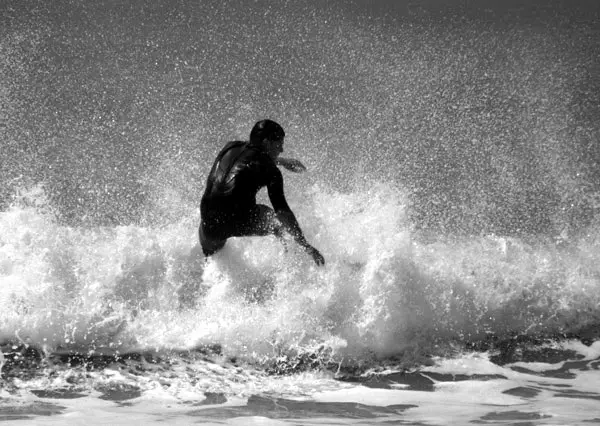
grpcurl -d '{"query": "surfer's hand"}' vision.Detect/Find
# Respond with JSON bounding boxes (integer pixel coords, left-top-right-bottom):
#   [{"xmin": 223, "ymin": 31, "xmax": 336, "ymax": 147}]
[
  {"xmin": 306, "ymin": 245, "xmax": 325, "ymax": 266},
  {"xmin": 277, "ymin": 158, "xmax": 307, "ymax": 173}
]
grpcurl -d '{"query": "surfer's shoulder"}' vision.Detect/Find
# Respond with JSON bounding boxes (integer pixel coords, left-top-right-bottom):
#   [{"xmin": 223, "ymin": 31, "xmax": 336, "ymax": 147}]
[{"xmin": 220, "ymin": 140, "xmax": 246, "ymax": 152}]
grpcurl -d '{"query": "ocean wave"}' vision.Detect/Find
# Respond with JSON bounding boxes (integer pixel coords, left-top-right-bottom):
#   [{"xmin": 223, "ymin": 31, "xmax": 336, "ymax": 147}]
[{"xmin": 1, "ymin": 184, "xmax": 599, "ymax": 369}]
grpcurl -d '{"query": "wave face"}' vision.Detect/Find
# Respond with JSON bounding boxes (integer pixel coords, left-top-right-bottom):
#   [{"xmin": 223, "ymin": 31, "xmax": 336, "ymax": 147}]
[{"xmin": 1, "ymin": 0, "xmax": 599, "ymax": 367}]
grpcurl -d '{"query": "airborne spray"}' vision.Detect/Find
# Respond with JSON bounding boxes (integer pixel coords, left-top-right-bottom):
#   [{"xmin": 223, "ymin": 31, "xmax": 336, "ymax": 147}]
[
  {"xmin": 1, "ymin": 0, "xmax": 600, "ymax": 367},
  {"xmin": 2, "ymin": 1, "xmax": 600, "ymax": 423}
]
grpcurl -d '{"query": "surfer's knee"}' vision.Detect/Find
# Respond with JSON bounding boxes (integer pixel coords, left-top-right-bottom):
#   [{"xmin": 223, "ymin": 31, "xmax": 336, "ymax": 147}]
[{"xmin": 242, "ymin": 204, "xmax": 279, "ymax": 237}]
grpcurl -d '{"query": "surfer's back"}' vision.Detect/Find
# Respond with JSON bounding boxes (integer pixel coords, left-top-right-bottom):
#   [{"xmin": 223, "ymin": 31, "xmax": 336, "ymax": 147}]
[{"xmin": 201, "ymin": 141, "xmax": 276, "ymax": 210}]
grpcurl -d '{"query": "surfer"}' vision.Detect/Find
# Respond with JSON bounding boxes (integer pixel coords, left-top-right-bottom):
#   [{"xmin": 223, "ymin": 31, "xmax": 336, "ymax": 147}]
[{"xmin": 199, "ymin": 119, "xmax": 325, "ymax": 266}]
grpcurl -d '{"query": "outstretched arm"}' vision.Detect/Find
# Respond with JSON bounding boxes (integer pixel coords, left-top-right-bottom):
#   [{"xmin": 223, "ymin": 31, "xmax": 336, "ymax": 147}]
[
  {"xmin": 275, "ymin": 157, "xmax": 307, "ymax": 173},
  {"xmin": 267, "ymin": 170, "xmax": 325, "ymax": 266}
]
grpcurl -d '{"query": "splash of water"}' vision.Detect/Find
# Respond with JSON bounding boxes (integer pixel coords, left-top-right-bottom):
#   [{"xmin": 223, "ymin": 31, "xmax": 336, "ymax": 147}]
[
  {"xmin": 2, "ymin": 0, "xmax": 600, "ymax": 372},
  {"xmin": 2, "ymin": 183, "xmax": 599, "ymax": 369}
]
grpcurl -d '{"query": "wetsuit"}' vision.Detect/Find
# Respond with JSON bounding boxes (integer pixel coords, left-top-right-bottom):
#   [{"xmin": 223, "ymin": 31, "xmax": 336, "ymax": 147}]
[{"xmin": 199, "ymin": 141, "xmax": 292, "ymax": 256}]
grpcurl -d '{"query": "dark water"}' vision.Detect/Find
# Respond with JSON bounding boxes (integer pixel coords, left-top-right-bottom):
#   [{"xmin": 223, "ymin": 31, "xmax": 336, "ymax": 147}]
[{"xmin": 2, "ymin": 0, "xmax": 599, "ymax": 236}]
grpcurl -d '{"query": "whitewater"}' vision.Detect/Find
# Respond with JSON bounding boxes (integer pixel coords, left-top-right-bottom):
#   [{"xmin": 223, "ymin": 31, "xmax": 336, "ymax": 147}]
[
  {"xmin": 2, "ymin": 181, "xmax": 600, "ymax": 424},
  {"xmin": 2, "ymin": 0, "xmax": 600, "ymax": 424}
]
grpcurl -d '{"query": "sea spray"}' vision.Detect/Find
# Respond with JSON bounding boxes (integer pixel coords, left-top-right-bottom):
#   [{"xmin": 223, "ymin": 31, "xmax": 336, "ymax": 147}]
[
  {"xmin": 0, "ymin": 186, "xmax": 198, "ymax": 352},
  {"xmin": 2, "ymin": 2, "xmax": 600, "ymax": 424},
  {"xmin": 2, "ymin": 182, "xmax": 600, "ymax": 369}
]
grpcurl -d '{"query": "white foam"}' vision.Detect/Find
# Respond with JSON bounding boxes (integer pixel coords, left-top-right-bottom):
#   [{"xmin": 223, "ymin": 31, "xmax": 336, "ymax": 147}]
[{"xmin": 1, "ymin": 184, "xmax": 600, "ymax": 366}]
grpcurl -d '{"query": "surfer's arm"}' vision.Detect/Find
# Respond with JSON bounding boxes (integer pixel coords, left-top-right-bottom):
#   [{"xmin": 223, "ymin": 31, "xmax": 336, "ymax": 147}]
[
  {"xmin": 267, "ymin": 170, "xmax": 325, "ymax": 266},
  {"xmin": 267, "ymin": 171, "xmax": 306, "ymax": 243},
  {"xmin": 275, "ymin": 157, "xmax": 307, "ymax": 173}
]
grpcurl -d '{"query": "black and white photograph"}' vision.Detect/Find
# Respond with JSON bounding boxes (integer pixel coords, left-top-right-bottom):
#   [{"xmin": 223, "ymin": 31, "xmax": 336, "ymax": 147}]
[{"xmin": 1, "ymin": 0, "xmax": 600, "ymax": 424}]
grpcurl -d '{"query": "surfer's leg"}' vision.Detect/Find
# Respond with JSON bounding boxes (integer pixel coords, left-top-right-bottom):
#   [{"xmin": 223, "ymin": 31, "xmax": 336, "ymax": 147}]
[
  {"xmin": 199, "ymin": 224, "xmax": 226, "ymax": 256},
  {"xmin": 233, "ymin": 204, "xmax": 285, "ymax": 240}
]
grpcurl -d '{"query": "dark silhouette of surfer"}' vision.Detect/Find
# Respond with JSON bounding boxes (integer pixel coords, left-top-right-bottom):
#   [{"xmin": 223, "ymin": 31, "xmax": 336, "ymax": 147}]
[{"xmin": 199, "ymin": 119, "xmax": 325, "ymax": 266}]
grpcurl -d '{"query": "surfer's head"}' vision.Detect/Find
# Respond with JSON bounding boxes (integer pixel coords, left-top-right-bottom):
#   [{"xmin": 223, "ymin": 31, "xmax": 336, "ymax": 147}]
[{"xmin": 249, "ymin": 119, "xmax": 285, "ymax": 159}]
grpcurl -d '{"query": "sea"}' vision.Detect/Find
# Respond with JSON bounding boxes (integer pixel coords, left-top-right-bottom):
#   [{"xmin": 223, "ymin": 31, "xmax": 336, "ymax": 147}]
[{"xmin": 1, "ymin": 0, "xmax": 600, "ymax": 424}]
